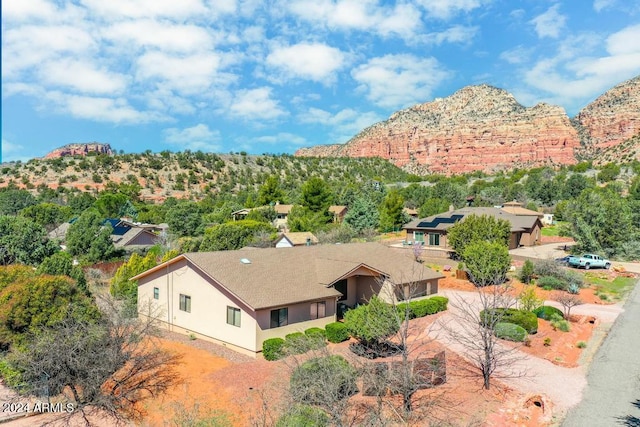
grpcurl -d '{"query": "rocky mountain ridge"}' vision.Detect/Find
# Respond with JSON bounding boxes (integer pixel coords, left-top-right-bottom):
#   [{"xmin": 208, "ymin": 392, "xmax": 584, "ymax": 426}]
[
  {"xmin": 43, "ymin": 142, "xmax": 113, "ymax": 159},
  {"xmin": 296, "ymin": 76, "xmax": 640, "ymax": 174}
]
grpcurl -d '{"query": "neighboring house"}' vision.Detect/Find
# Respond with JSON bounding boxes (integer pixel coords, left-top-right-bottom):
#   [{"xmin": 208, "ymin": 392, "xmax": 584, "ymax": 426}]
[
  {"xmin": 542, "ymin": 213, "xmax": 554, "ymax": 226},
  {"xmin": 403, "ymin": 207, "xmax": 543, "ymax": 256},
  {"xmin": 231, "ymin": 208, "xmax": 251, "ymax": 221},
  {"xmin": 403, "ymin": 208, "xmax": 419, "ymax": 220},
  {"xmin": 329, "ymin": 205, "xmax": 348, "ymax": 223},
  {"xmin": 273, "ymin": 202, "xmax": 294, "ymax": 229},
  {"xmin": 134, "ymin": 242, "xmax": 443, "ymax": 356},
  {"xmin": 274, "ymin": 232, "xmax": 319, "ymax": 248},
  {"xmin": 500, "ymin": 201, "xmax": 543, "ymax": 218}
]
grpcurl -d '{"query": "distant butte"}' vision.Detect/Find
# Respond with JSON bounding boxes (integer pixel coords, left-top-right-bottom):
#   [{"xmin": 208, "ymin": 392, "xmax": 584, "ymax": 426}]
[
  {"xmin": 44, "ymin": 142, "xmax": 114, "ymax": 159},
  {"xmin": 296, "ymin": 76, "xmax": 640, "ymax": 175}
]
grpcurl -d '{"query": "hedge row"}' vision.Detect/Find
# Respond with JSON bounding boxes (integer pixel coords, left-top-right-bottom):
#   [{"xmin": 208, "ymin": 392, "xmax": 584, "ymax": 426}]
[
  {"xmin": 325, "ymin": 322, "xmax": 350, "ymax": 343},
  {"xmin": 397, "ymin": 296, "xmax": 449, "ymax": 319},
  {"xmin": 263, "ymin": 328, "xmax": 329, "ymax": 360},
  {"xmin": 480, "ymin": 308, "xmax": 538, "ymax": 334}
]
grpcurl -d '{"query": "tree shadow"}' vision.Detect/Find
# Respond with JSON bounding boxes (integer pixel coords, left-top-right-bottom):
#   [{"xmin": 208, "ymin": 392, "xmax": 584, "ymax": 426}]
[{"xmin": 617, "ymin": 400, "xmax": 640, "ymax": 426}]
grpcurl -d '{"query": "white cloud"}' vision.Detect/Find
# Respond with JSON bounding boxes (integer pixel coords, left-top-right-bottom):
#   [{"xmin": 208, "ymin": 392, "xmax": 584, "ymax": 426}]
[
  {"xmin": 426, "ymin": 25, "xmax": 478, "ymax": 45},
  {"xmin": 417, "ymin": 0, "xmax": 484, "ymax": 20},
  {"xmin": 228, "ymin": 88, "xmax": 287, "ymax": 120},
  {"xmin": 298, "ymin": 107, "xmax": 383, "ymax": 143},
  {"xmin": 530, "ymin": 4, "xmax": 566, "ymax": 39},
  {"xmin": 1, "ymin": 139, "xmax": 29, "ymax": 163},
  {"xmin": 499, "ymin": 45, "xmax": 534, "ymax": 64},
  {"xmin": 522, "ymin": 25, "xmax": 640, "ymax": 112},
  {"xmin": 266, "ymin": 43, "xmax": 346, "ymax": 83},
  {"xmin": 286, "ymin": 0, "xmax": 423, "ymax": 40},
  {"xmin": 606, "ymin": 24, "xmax": 640, "ymax": 55},
  {"xmin": 351, "ymin": 54, "xmax": 449, "ymax": 109},
  {"xmin": 104, "ymin": 20, "xmax": 214, "ymax": 53},
  {"xmin": 2, "ymin": 25, "xmax": 97, "ymax": 78},
  {"xmin": 78, "ymin": 0, "xmax": 210, "ymax": 20},
  {"xmin": 46, "ymin": 92, "xmax": 163, "ymax": 123},
  {"xmin": 593, "ymin": 0, "xmax": 616, "ymax": 12},
  {"xmin": 38, "ymin": 59, "xmax": 128, "ymax": 94},
  {"xmin": 250, "ymin": 132, "xmax": 307, "ymax": 146},
  {"xmin": 163, "ymin": 124, "xmax": 221, "ymax": 151},
  {"xmin": 2, "ymin": 0, "xmax": 59, "ymax": 21},
  {"xmin": 135, "ymin": 52, "xmax": 221, "ymax": 94}
]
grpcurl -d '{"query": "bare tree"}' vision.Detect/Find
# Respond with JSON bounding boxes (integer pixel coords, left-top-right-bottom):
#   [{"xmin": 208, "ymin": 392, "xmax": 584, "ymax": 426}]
[
  {"xmin": 439, "ymin": 283, "xmax": 526, "ymax": 390},
  {"xmin": 5, "ymin": 298, "xmax": 181, "ymax": 425},
  {"xmin": 553, "ymin": 292, "xmax": 584, "ymax": 319}
]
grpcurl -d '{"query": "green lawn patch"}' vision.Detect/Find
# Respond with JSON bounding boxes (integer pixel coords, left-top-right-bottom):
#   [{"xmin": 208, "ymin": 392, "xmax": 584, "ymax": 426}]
[
  {"xmin": 541, "ymin": 222, "xmax": 568, "ymax": 237},
  {"xmin": 584, "ymin": 274, "xmax": 637, "ymax": 301}
]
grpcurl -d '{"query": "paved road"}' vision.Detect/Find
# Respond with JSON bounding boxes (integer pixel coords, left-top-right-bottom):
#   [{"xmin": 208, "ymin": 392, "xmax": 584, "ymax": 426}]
[
  {"xmin": 562, "ymin": 278, "xmax": 640, "ymax": 427},
  {"xmin": 509, "ymin": 243, "xmax": 640, "ymax": 274}
]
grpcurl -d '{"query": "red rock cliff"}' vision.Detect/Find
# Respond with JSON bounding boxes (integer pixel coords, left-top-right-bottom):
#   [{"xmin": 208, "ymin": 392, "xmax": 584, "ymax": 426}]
[
  {"xmin": 296, "ymin": 85, "xmax": 580, "ymax": 174},
  {"xmin": 44, "ymin": 143, "xmax": 113, "ymax": 159},
  {"xmin": 574, "ymin": 76, "xmax": 640, "ymax": 153}
]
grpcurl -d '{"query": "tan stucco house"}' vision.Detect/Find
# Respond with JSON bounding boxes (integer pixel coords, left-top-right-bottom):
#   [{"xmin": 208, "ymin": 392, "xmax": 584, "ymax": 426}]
[
  {"xmin": 134, "ymin": 242, "xmax": 443, "ymax": 356},
  {"xmin": 403, "ymin": 207, "xmax": 543, "ymax": 257},
  {"xmin": 274, "ymin": 232, "xmax": 319, "ymax": 248}
]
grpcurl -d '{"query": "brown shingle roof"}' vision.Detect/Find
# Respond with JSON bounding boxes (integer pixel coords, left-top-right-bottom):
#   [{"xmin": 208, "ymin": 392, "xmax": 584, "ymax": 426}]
[
  {"xmin": 403, "ymin": 207, "xmax": 540, "ymax": 232},
  {"xmin": 275, "ymin": 232, "xmax": 319, "ymax": 246},
  {"xmin": 134, "ymin": 242, "xmax": 443, "ymax": 310}
]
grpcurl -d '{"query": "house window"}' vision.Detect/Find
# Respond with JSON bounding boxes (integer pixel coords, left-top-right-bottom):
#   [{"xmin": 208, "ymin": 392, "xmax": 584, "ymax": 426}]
[
  {"xmin": 415, "ymin": 231, "xmax": 424, "ymax": 242},
  {"xmin": 179, "ymin": 294, "xmax": 191, "ymax": 313},
  {"xmin": 270, "ymin": 308, "xmax": 288, "ymax": 328},
  {"xmin": 310, "ymin": 301, "xmax": 326, "ymax": 319},
  {"xmin": 227, "ymin": 306, "xmax": 241, "ymax": 327},
  {"xmin": 334, "ymin": 279, "xmax": 348, "ymax": 302},
  {"xmin": 428, "ymin": 233, "xmax": 440, "ymax": 246},
  {"xmin": 153, "ymin": 287, "xmax": 159, "ymax": 300}
]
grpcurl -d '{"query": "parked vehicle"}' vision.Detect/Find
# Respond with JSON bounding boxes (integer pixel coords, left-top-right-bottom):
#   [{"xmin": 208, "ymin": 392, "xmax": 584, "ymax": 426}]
[{"xmin": 567, "ymin": 254, "xmax": 611, "ymax": 270}]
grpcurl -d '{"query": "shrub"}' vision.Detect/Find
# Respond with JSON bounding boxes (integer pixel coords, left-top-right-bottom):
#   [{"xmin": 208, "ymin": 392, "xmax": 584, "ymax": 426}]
[
  {"xmin": 537, "ymin": 276, "xmax": 566, "ymax": 291},
  {"xmin": 494, "ymin": 323, "xmax": 528, "ymax": 342},
  {"xmin": 543, "ymin": 337, "xmax": 552, "ymax": 346},
  {"xmin": 550, "ymin": 314, "xmax": 570, "ymax": 332},
  {"xmin": 304, "ymin": 327, "xmax": 326, "ymax": 338},
  {"xmin": 567, "ymin": 283, "xmax": 580, "ymax": 294},
  {"xmin": 576, "ymin": 341, "xmax": 587, "ymax": 349},
  {"xmin": 290, "ymin": 355, "xmax": 358, "ymax": 406},
  {"xmin": 519, "ymin": 260, "xmax": 535, "ymax": 284},
  {"xmin": 429, "ymin": 296, "xmax": 449, "ymax": 312},
  {"xmin": 480, "ymin": 308, "xmax": 538, "ymax": 334},
  {"xmin": 325, "ymin": 322, "xmax": 350, "ymax": 343},
  {"xmin": 518, "ymin": 285, "xmax": 543, "ymax": 312},
  {"xmin": 276, "ymin": 405, "xmax": 329, "ymax": 427},
  {"xmin": 533, "ymin": 305, "xmax": 564, "ymax": 320},
  {"xmin": 263, "ymin": 338, "xmax": 285, "ymax": 361},
  {"xmin": 284, "ymin": 332, "xmax": 308, "ymax": 355}
]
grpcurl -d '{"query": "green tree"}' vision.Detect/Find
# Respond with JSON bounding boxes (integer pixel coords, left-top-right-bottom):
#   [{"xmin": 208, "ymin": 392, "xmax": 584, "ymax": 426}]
[
  {"xmin": 564, "ymin": 187, "xmax": 636, "ymax": 257},
  {"xmin": 110, "ymin": 252, "xmax": 159, "ymax": 306},
  {"xmin": 563, "ymin": 174, "xmax": 593, "ymax": 199},
  {"xmin": 288, "ymin": 206, "xmax": 330, "ymax": 233},
  {"xmin": 418, "ymin": 197, "xmax": 450, "ymax": 218},
  {"xmin": 37, "ymin": 252, "xmax": 87, "ymax": 291},
  {"xmin": 67, "ymin": 192, "xmax": 97, "ymax": 215},
  {"xmin": 447, "ymin": 214, "xmax": 511, "ymax": 257},
  {"xmin": 166, "ymin": 201, "xmax": 203, "ymax": 237},
  {"xmin": 462, "ymin": 241, "xmax": 511, "ymax": 287},
  {"xmin": 245, "ymin": 206, "xmax": 277, "ymax": 223},
  {"xmin": 18, "ymin": 203, "xmax": 72, "ymax": 232},
  {"xmin": 0, "ymin": 189, "xmax": 36, "ymax": 215},
  {"xmin": 200, "ymin": 220, "xmax": 275, "ymax": 251},
  {"xmin": 66, "ymin": 209, "xmax": 118, "ymax": 262},
  {"xmin": 378, "ymin": 190, "xmax": 405, "ymax": 232},
  {"xmin": 597, "ymin": 162, "xmax": 621, "ymax": 183},
  {"xmin": 301, "ymin": 177, "xmax": 333, "ymax": 214},
  {"xmin": 0, "ymin": 265, "xmax": 101, "ymax": 348},
  {"xmin": 343, "ymin": 197, "xmax": 379, "ymax": 232},
  {"xmin": 94, "ymin": 192, "xmax": 129, "ymax": 218},
  {"xmin": 0, "ymin": 216, "xmax": 58, "ymax": 266},
  {"xmin": 258, "ymin": 176, "xmax": 285, "ymax": 206}
]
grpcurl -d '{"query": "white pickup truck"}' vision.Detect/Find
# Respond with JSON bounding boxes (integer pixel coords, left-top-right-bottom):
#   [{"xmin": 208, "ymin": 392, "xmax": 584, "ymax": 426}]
[{"xmin": 567, "ymin": 254, "xmax": 611, "ymax": 270}]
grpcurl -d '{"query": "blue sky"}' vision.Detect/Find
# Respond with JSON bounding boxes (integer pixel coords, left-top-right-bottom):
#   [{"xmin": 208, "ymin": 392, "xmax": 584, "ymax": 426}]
[{"xmin": 2, "ymin": 0, "xmax": 640, "ymax": 162}]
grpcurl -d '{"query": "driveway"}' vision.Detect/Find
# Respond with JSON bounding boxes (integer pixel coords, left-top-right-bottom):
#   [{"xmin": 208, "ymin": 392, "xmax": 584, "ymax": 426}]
[
  {"xmin": 510, "ymin": 243, "xmax": 640, "ymax": 274},
  {"xmin": 562, "ymin": 278, "xmax": 640, "ymax": 426},
  {"xmin": 431, "ymin": 289, "xmax": 626, "ymax": 419}
]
